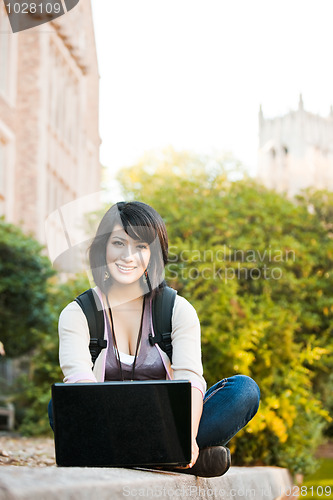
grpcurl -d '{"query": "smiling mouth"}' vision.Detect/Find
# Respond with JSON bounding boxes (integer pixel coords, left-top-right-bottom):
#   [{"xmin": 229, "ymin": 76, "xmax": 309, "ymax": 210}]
[{"xmin": 116, "ymin": 264, "xmax": 137, "ymax": 272}]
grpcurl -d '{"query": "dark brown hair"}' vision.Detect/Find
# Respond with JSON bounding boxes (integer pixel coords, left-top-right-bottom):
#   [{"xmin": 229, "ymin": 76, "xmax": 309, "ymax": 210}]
[{"xmin": 89, "ymin": 201, "xmax": 168, "ymax": 298}]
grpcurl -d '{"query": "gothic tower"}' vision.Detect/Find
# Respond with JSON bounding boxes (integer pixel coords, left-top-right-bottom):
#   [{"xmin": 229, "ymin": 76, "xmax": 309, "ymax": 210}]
[{"xmin": 257, "ymin": 95, "xmax": 333, "ymax": 196}]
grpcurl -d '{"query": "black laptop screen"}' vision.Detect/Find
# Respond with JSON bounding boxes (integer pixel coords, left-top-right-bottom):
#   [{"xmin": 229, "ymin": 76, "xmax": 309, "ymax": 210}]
[{"xmin": 52, "ymin": 380, "xmax": 191, "ymax": 467}]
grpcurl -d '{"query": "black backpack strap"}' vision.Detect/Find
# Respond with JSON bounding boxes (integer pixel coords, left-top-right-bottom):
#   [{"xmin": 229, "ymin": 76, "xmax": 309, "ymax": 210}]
[
  {"xmin": 149, "ymin": 286, "xmax": 177, "ymax": 362},
  {"xmin": 75, "ymin": 289, "xmax": 107, "ymax": 367}
]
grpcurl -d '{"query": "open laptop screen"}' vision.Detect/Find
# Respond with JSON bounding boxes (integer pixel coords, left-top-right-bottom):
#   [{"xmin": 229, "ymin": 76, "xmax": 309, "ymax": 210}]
[{"xmin": 52, "ymin": 380, "xmax": 191, "ymax": 467}]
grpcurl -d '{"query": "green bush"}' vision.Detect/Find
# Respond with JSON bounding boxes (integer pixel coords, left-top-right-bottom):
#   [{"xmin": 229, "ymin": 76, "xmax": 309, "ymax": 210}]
[
  {"xmin": 16, "ymin": 274, "xmax": 90, "ymax": 435},
  {"xmin": 0, "ymin": 218, "xmax": 55, "ymax": 358}
]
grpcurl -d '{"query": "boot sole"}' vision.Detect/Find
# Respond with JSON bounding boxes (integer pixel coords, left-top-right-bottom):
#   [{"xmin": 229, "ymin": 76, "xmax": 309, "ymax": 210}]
[
  {"xmin": 146, "ymin": 446, "xmax": 231, "ymax": 478},
  {"xmin": 172, "ymin": 446, "xmax": 231, "ymax": 478},
  {"xmin": 194, "ymin": 446, "xmax": 231, "ymax": 477}
]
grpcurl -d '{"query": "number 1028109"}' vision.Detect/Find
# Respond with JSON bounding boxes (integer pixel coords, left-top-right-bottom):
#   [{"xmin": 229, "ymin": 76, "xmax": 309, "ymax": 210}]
[
  {"xmin": 281, "ymin": 485, "xmax": 332, "ymax": 497},
  {"xmin": 5, "ymin": 2, "xmax": 62, "ymax": 15}
]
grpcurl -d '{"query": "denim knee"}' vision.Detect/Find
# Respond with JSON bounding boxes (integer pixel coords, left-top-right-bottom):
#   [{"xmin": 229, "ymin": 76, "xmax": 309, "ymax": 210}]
[{"xmin": 234, "ymin": 374, "xmax": 260, "ymax": 416}]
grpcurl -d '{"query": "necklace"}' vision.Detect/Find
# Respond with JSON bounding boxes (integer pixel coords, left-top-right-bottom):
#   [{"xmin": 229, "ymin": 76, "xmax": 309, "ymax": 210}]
[{"xmin": 105, "ymin": 296, "xmax": 146, "ymax": 381}]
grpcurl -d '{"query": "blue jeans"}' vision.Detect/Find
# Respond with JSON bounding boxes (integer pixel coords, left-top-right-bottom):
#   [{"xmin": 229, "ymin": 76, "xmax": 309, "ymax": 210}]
[
  {"xmin": 48, "ymin": 374, "xmax": 260, "ymax": 449},
  {"xmin": 196, "ymin": 374, "xmax": 260, "ymax": 449}
]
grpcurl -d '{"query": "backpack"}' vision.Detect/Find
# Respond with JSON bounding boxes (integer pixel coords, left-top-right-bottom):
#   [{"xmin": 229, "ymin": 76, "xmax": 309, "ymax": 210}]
[{"xmin": 74, "ymin": 286, "xmax": 177, "ymax": 367}]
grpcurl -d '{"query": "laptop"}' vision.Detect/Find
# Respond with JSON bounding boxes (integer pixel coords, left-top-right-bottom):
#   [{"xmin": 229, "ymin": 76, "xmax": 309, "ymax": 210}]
[{"xmin": 51, "ymin": 380, "xmax": 191, "ymax": 467}]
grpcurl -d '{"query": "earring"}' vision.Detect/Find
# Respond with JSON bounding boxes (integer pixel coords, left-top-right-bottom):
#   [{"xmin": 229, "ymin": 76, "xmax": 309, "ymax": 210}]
[
  {"xmin": 143, "ymin": 267, "xmax": 152, "ymax": 293},
  {"xmin": 104, "ymin": 269, "xmax": 110, "ymax": 281}
]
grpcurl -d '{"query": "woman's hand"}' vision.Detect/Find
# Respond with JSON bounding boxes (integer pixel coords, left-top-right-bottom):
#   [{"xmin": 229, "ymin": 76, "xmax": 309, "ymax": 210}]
[
  {"xmin": 173, "ymin": 437, "xmax": 199, "ymax": 470},
  {"xmin": 190, "ymin": 437, "xmax": 199, "ymax": 467}
]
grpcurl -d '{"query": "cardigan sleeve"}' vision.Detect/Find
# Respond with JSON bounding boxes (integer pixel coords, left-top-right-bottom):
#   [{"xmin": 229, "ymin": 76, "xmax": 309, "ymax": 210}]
[
  {"xmin": 58, "ymin": 301, "xmax": 97, "ymax": 383},
  {"xmin": 170, "ymin": 295, "xmax": 207, "ymax": 396}
]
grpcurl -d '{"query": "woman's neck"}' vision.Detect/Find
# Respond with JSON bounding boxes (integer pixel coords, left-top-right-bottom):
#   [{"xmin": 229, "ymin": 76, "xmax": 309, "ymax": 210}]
[{"xmin": 104, "ymin": 282, "xmax": 145, "ymax": 309}]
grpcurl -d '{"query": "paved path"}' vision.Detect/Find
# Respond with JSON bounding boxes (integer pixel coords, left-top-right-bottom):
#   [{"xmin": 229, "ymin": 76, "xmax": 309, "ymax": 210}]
[
  {"xmin": 0, "ymin": 436, "xmax": 55, "ymax": 467},
  {"xmin": 1, "ymin": 434, "xmax": 331, "ymax": 467},
  {"xmin": 315, "ymin": 440, "xmax": 333, "ymax": 459}
]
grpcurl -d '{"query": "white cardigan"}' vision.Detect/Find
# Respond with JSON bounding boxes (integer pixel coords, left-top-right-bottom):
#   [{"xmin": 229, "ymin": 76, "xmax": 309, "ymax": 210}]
[{"xmin": 58, "ymin": 288, "xmax": 207, "ymax": 397}]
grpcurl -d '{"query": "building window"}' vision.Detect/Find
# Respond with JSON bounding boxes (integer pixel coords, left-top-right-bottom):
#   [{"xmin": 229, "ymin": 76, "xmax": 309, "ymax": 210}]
[
  {"xmin": 0, "ymin": 5, "xmax": 16, "ymax": 104},
  {"xmin": 0, "ymin": 138, "xmax": 6, "ymax": 215},
  {"xmin": 0, "ymin": 7, "xmax": 10, "ymax": 96},
  {"xmin": 48, "ymin": 40, "xmax": 80, "ymax": 152},
  {"xmin": 0, "ymin": 138, "xmax": 6, "ymax": 194}
]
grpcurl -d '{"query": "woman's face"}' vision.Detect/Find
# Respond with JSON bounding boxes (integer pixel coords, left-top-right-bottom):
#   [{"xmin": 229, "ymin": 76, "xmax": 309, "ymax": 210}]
[{"xmin": 106, "ymin": 224, "xmax": 151, "ymax": 286}]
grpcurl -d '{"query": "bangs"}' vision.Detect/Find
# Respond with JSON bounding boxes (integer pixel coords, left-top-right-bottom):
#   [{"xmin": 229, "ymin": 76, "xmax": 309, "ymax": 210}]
[{"xmin": 120, "ymin": 214, "xmax": 157, "ymax": 245}]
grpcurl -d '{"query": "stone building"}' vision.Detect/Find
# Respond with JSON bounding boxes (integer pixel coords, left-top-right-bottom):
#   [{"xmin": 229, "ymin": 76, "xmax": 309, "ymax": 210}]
[
  {"xmin": 257, "ymin": 95, "xmax": 333, "ymax": 197},
  {"xmin": 0, "ymin": 0, "xmax": 101, "ymax": 265}
]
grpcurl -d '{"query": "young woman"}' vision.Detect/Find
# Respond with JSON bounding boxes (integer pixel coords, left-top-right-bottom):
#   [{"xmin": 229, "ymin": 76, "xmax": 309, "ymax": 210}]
[{"xmin": 51, "ymin": 201, "xmax": 260, "ymax": 477}]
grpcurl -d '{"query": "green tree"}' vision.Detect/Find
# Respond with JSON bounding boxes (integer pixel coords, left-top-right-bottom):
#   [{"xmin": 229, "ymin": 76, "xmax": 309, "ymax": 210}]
[
  {"xmin": 16, "ymin": 273, "xmax": 90, "ymax": 435},
  {"xmin": 0, "ymin": 218, "xmax": 55, "ymax": 358},
  {"xmin": 0, "ymin": 217, "xmax": 91, "ymax": 434},
  {"xmin": 117, "ymin": 146, "xmax": 333, "ymax": 475},
  {"xmin": 295, "ymin": 188, "xmax": 333, "ymax": 436}
]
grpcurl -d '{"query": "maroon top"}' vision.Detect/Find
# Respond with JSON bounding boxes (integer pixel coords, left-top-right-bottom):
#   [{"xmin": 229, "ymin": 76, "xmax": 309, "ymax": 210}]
[{"xmin": 104, "ymin": 298, "xmax": 167, "ymax": 381}]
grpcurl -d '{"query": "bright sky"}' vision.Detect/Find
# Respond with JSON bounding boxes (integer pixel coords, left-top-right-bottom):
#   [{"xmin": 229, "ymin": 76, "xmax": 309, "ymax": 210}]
[{"xmin": 91, "ymin": 0, "xmax": 333, "ymax": 181}]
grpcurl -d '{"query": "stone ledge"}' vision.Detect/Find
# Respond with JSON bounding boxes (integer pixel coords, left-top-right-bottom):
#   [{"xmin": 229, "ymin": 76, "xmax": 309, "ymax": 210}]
[{"xmin": 0, "ymin": 465, "xmax": 295, "ymax": 500}]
